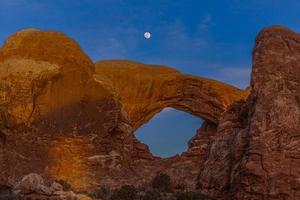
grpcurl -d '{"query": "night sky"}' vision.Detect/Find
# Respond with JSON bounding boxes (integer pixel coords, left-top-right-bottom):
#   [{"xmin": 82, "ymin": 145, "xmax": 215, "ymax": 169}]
[{"xmin": 1, "ymin": 0, "xmax": 300, "ymax": 157}]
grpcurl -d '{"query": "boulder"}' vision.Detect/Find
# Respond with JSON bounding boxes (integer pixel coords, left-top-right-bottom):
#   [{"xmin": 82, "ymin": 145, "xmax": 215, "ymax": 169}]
[
  {"xmin": 14, "ymin": 173, "xmax": 93, "ymax": 200},
  {"xmin": 14, "ymin": 173, "xmax": 57, "ymax": 195}
]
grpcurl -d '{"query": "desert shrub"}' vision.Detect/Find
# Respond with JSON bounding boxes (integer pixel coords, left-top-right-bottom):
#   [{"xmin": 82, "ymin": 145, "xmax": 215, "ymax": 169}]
[
  {"xmin": 151, "ymin": 173, "xmax": 172, "ymax": 192},
  {"xmin": 56, "ymin": 179, "xmax": 72, "ymax": 191},
  {"xmin": 92, "ymin": 185, "xmax": 111, "ymax": 199},
  {"xmin": 137, "ymin": 184, "xmax": 148, "ymax": 193},
  {"xmin": 110, "ymin": 185, "xmax": 136, "ymax": 200},
  {"xmin": 0, "ymin": 186, "xmax": 20, "ymax": 200},
  {"xmin": 1, "ymin": 193, "xmax": 20, "ymax": 200},
  {"xmin": 138, "ymin": 190, "xmax": 160, "ymax": 200},
  {"xmin": 175, "ymin": 182, "xmax": 186, "ymax": 191},
  {"xmin": 175, "ymin": 192, "xmax": 215, "ymax": 200}
]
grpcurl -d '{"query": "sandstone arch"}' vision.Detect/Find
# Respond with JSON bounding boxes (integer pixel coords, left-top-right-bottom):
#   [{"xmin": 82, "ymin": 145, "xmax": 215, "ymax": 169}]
[
  {"xmin": 1, "ymin": 26, "xmax": 299, "ymax": 199},
  {"xmin": 0, "ymin": 28, "xmax": 250, "ymax": 193},
  {"xmin": 95, "ymin": 60, "xmax": 249, "ymax": 130}
]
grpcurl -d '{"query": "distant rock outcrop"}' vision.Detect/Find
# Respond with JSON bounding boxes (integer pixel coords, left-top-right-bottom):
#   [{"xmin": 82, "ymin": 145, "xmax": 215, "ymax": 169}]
[{"xmin": 1, "ymin": 26, "xmax": 299, "ymax": 200}]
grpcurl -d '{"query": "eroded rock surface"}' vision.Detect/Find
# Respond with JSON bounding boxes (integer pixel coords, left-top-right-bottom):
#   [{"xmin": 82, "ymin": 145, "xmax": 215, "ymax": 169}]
[
  {"xmin": 197, "ymin": 26, "xmax": 300, "ymax": 200},
  {"xmin": 239, "ymin": 26, "xmax": 300, "ymax": 200}
]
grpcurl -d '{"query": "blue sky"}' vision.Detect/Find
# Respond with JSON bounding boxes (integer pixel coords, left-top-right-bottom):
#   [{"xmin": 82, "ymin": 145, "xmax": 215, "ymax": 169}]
[
  {"xmin": 136, "ymin": 108, "xmax": 202, "ymax": 158},
  {"xmin": 1, "ymin": 0, "xmax": 300, "ymax": 157}
]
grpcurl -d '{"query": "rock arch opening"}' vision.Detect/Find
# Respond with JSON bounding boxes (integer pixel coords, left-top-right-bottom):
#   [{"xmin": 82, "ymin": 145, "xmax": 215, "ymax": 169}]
[{"xmin": 135, "ymin": 107, "xmax": 203, "ymax": 158}]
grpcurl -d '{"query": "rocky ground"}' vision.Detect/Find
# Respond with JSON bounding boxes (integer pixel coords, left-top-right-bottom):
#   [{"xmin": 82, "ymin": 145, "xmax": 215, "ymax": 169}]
[{"xmin": 0, "ymin": 26, "xmax": 300, "ymax": 200}]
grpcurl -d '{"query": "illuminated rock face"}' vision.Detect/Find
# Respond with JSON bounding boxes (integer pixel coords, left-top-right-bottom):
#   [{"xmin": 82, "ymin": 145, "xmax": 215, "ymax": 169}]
[
  {"xmin": 0, "ymin": 29, "xmax": 124, "ymax": 191},
  {"xmin": 95, "ymin": 60, "xmax": 248, "ymax": 129},
  {"xmin": 2, "ymin": 27, "xmax": 299, "ymax": 200},
  {"xmin": 0, "ymin": 29, "xmax": 120, "ymax": 132}
]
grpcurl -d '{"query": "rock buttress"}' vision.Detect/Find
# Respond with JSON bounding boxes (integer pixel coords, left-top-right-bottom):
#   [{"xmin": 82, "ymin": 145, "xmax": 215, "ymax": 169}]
[
  {"xmin": 0, "ymin": 29, "xmax": 124, "ymax": 191},
  {"xmin": 197, "ymin": 26, "xmax": 300, "ymax": 200},
  {"xmin": 236, "ymin": 26, "xmax": 300, "ymax": 200}
]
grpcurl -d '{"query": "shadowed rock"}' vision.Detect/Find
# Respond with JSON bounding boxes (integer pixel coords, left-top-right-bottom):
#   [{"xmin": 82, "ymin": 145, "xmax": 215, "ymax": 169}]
[{"xmin": 197, "ymin": 26, "xmax": 300, "ymax": 200}]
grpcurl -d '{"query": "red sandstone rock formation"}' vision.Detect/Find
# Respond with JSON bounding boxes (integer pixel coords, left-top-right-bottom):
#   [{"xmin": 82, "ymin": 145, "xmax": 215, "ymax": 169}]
[
  {"xmin": 197, "ymin": 26, "xmax": 300, "ymax": 200},
  {"xmin": 0, "ymin": 29, "xmax": 247, "ymax": 194},
  {"xmin": 239, "ymin": 26, "xmax": 300, "ymax": 200},
  {"xmin": 1, "ymin": 26, "xmax": 299, "ymax": 200}
]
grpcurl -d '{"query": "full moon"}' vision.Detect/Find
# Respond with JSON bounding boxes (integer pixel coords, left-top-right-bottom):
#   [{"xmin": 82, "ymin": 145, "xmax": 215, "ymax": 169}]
[{"xmin": 144, "ymin": 32, "xmax": 151, "ymax": 39}]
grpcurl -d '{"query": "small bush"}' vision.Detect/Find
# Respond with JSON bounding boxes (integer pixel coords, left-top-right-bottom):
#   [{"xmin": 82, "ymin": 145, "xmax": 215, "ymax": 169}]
[
  {"xmin": 151, "ymin": 173, "xmax": 172, "ymax": 192},
  {"xmin": 139, "ymin": 190, "xmax": 160, "ymax": 200},
  {"xmin": 2, "ymin": 193, "xmax": 20, "ymax": 200},
  {"xmin": 0, "ymin": 186, "xmax": 20, "ymax": 200},
  {"xmin": 175, "ymin": 192, "xmax": 215, "ymax": 200},
  {"xmin": 56, "ymin": 179, "xmax": 72, "ymax": 191},
  {"xmin": 92, "ymin": 185, "xmax": 111, "ymax": 199},
  {"xmin": 175, "ymin": 183, "xmax": 186, "ymax": 191},
  {"xmin": 110, "ymin": 185, "xmax": 136, "ymax": 200},
  {"xmin": 137, "ymin": 184, "xmax": 148, "ymax": 193}
]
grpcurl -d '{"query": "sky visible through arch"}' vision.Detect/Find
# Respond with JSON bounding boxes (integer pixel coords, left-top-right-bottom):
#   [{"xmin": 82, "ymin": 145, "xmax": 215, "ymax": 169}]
[
  {"xmin": 135, "ymin": 108, "xmax": 203, "ymax": 158},
  {"xmin": 0, "ymin": 0, "xmax": 300, "ymax": 157}
]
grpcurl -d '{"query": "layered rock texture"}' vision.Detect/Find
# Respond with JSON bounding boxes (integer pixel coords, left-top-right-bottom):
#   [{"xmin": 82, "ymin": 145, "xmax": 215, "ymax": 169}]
[
  {"xmin": 0, "ymin": 26, "xmax": 299, "ymax": 200},
  {"xmin": 197, "ymin": 26, "xmax": 300, "ymax": 200}
]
